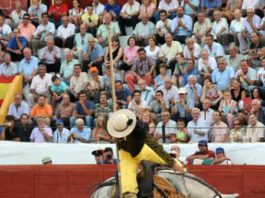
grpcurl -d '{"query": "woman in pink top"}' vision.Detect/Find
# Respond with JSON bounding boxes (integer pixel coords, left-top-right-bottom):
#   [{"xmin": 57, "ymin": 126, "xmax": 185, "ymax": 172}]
[
  {"xmin": 139, "ymin": 0, "xmax": 156, "ymax": 21},
  {"xmin": 119, "ymin": 36, "xmax": 139, "ymax": 81}
]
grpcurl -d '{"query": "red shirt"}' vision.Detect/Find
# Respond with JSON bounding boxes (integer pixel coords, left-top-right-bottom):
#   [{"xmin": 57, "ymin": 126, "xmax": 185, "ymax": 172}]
[{"xmin": 48, "ymin": 3, "xmax": 68, "ymax": 21}]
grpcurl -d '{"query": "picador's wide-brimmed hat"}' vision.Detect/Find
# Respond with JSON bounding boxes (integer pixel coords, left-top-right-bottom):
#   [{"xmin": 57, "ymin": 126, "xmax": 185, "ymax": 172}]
[{"xmin": 107, "ymin": 109, "xmax": 137, "ymax": 138}]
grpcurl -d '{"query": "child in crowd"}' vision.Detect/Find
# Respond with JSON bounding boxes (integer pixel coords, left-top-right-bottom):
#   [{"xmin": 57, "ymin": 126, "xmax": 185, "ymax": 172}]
[
  {"xmin": 51, "ymin": 75, "xmax": 69, "ymax": 108},
  {"xmin": 170, "ymin": 118, "xmax": 188, "ymax": 143}
]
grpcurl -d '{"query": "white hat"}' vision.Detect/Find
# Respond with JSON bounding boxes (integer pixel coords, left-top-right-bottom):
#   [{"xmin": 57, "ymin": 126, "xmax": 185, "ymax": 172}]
[
  {"xmin": 178, "ymin": 87, "xmax": 187, "ymax": 94},
  {"xmin": 42, "ymin": 156, "xmax": 52, "ymax": 164},
  {"xmin": 107, "ymin": 109, "xmax": 137, "ymax": 138}
]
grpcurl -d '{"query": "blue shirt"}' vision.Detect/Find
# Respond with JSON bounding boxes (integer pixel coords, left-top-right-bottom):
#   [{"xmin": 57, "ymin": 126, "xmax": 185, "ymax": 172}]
[
  {"xmin": 51, "ymin": 81, "xmax": 69, "ymax": 95},
  {"xmin": 185, "ymin": 83, "xmax": 202, "ymax": 102},
  {"xmin": 183, "ymin": 0, "xmax": 200, "ymax": 15},
  {"xmin": 7, "ymin": 36, "xmax": 27, "ymax": 49},
  {"xmin": 183, "ymin": 69, "xmax": 198, "ymax": 86},
  {"xmin": 88, "ymin": 43, "xmax": 104, "ymax": 61},
  {"xmin": 204, "ymin": 42, "xmax": 225, "ymax": 58},
  {"xmin": 201, "ymin": 0, "xmax": 221, "ymax": 9},
  {"xmin": 171, "ymin": 14, "xmax": 193, "ymax": 36},
  {"xmin": 70, "ymin": 126, "xmax": 92, "ymax": 143},
  {"xmin": 212, "ymin": 67, "xmax": 235, "ymax": 91},
  {"xmin": 116, "ymin": 87, "xmax": 131, "ymax": 102},
  {"xmin": 19, "ymin": 56, "xmax": 39, "ymax": 78},
  {"xmin": 7, "ymin": 101, "xmax": 30, "ymax": 119},
  {"xmin": 75, "ymin": 101, "xmax": 95, "ymax": 116},
  {"xmin": 104, "ymin": 4, "xmax": 121, "ymax": 15}
]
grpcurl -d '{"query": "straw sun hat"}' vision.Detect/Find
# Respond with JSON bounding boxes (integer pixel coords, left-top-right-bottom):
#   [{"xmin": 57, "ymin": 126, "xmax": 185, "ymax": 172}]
[{"xmin": 107, "ymin": 109, "xmax": 137, "ymax": 138}]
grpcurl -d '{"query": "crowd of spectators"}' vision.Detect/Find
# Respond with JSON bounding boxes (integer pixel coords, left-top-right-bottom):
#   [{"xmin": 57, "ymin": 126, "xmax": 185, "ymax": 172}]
[{"xmin": 0, "ymin": 0, "xmax": 265, "ymax": 145}]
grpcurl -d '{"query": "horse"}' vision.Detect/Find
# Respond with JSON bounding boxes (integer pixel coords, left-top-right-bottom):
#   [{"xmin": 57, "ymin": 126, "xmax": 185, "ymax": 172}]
[{"xmin": 91, "ymin": 169, "xmax": 239, "ymax": 198}]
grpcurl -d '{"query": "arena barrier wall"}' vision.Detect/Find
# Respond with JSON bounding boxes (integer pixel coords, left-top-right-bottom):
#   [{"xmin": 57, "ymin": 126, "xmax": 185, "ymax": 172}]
[
  {"xmin": 0, "ymin": 164, "xmax": 264, "ymax": 198},
  {"xmin": 0, "ymin": 75, "xmax": 23, "ymax": 124}
]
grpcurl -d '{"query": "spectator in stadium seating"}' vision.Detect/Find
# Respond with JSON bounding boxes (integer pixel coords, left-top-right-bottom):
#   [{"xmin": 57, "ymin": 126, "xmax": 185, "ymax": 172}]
[
  {"xmin": 30, "ymin": 117, "xmax": 52, "ymax": 143},
  {"xmin": 0, "ymin": 50, "xmax": 4, "ymax": 64},
  {"xmin": 200, "ymin": 99, "xmax": 214, "ymax": 128},
  {"xmin": 69, "ymin": 0, "xmax": 83, "ymax": 26},
  {"xmin": 172, "ymin": 118, "xmax": 188, "ymax": 143},
  {"xmin": 225, "ymin": 44, "xmax": 245, "ymax": 72},
  {"xmin": 238, "ymin": 8, "xmax": 261, "ymax": 54},
  {"xmin": 181, "ymin": 0, "xmax": 200, "ymax": 19},
  {"xmin": 18, "ymin": 13, "xmax": 36, "ymax": 42},
  {"xmin": 251, "ymin": 99, "xmax": 265, "ymax": 124},
  {"xmin": 51, "ymin": 75, "xmax": 69, "ymax": 108},
  {"xmin": 187, "ymin": 108, "xmax": 208, "ymax": 142},
  {"xmin": 257, "ymin": 57, "xmax": 265, "ymax": 89},
  {"xmin": 0, "ymin": 15, "xmax": 12, "ymax": 49},
  {"xmin": 154, "ymin": 111, "xmax": 177, "ymax": 143},
  {"xmin": 6, "ymin": 28, "xmax": 27, "ymax": 62},
  {"xmin": 0, "ymin": 115, "xmax": 21, "ymax": 141},
  {"xmin": 17, "ymin": 114, "xmax": 33, "ymax": 142},
  {"xmin": 28, "ymin": 64, "xmax": 52, "ymax": 107},
  {"xmin": 251, "ymin": 87, "xmax": 265, "ymax": 106},
  {"xmin": 39, "ymin": 38, "xmax": 61, "ymax": 73},
  {"xmin": 154, "ymin": 63, "xmax": 169, "ymax": 89},
  {"xmin": 203, "ymin": 34, "xmax": 225, "ymax": 58},
  {"xmin": 171, "ymin": 7, "xmax": 193, "ymax": 44},
  {"xmin": 138, "ymin": 0, "xmax": 156, "ymax": 21},
  {"xmin": 140, "ymin": 110, "xmax": 156, "ymax": 135},
  {"xmin": 28, "ymin": 0, "xmax": 47, "ymax": 26},
  {"xmin": 19, "ymin": 48, "xmax": 39, "ymax": 86},
  {"xmin": 94, "ymin": 92, "xmax": 112, "ymax": 118},
  {"xmin": 183, "ymin": 37, "xmax": 201, "ymax": 61},
  {"xmin": 104, "ymin": 0, "xmax": 121, "ymax": 18},
  {"xmin": 83, "ymin": 37, "xmax": 104, "ymax": 74},
  {"xmin": 211, "ymin": 10, "xmax": 229, "ymax": 44},
  {"xmin": 212, "ymin": 57, "xmax": 235, "ymax": 91},
  {"xmin": 155, "ymin": 10, "xmax": 172, "ymax": 44},
  {"xmin": 156, "ymin": 0, "xmax": 178, "ymax": 21},
  {"xmin": 186, "ymin": 140, "xmax": 215, "ymax": 165},
  {"xmin": 185, "ymin": 75, "xmax": 202, "ymax": 106},
  {"xmin": 92, "ymin": 149, "xmax": 104, "ymax": 164},
  {"xmin": 198, "ymin": 50, "xmax": 217, "ymax": 80},
  {"xmin": 56, "ymin": 93, "xmax": 74, "ymax": 127},
  {"xmin": 212, "ymin": 147, "xmax": 232, "ymax": 165},
  {"xmin": 69, "ymin": 64, "xmax": 88, "ymax": 100},
  {"xmin": 96, "ymin": 12, "xmax": 120, "ymax": 46},
  {"xmin": 157, "ymin": 77, "xmax": 179, "ymax": 105},
  {"xmin": 115, "ymin": 80, "xmax": 132, "ymax": 108},
  {"xmin": 235, "ymin": 59, "xmax": 257, "ymax": 92},
  {"xmin": 52, "ymin": 119, "xmax": 70, "ymax": 143},
  {"xmin": 245, "ymin": 113, "xmax": 265, "ymax": 142},
  {"xmin": 120, "ymin": 36, "xmax": 139, "ymax": 81},
  {"xmin": 229, "ymin": 118, "xmax": 244, "ymax": 142},
  {"xmin": 87, "ymin": 67, "xmax": 104, "ymax": 102},
  {"xmin": 55, "ymin": 15, "xmax": 76, "ymax": 48},
  {"xmin": 102, "ymin": 147, "xmax": 117, "ymax": 164},
  {"xmin": 69, "ymin": 118, "xmax": 92, "ymax": 143},
  {"xmin": 229, "ymin": 9, "xmax": 244, "ymax": 46},
  {"xmin": 230, "ymin": 78, "xmax": 247, "ymax": 105},
  {"xmin": 171, "ymin": 87, "xmax": 194, "ymax": 122},
  {"xmin": 133, "ymin": 14, "xmax": 156, "ymax": 46},
  {"xmin": 48, "ymin": 0, "xmax": 69, "ymax": 28},
  {"xmin": 211, "ymin": 111, "xmax": 229, "ymax": 143},
  {"xmin": 157, "ymin": 33, "xmax": 183, "ymax": 74},
  {"xmin": 60, "ymin": 50, "xmax": 78, "ymax": 84},
  {"xmin": 30, "ymin": 95, "xmax": 53, "ymax": 119},
  {"xmin": 103, "ymin": 66, "xmax": 122, "ymax": 97},
  {"xmin": 92, "ymin": 115, "xmax": 111, "ymax": 142},
  {"xmin": 201, "ymin": 77, "xmax": 223, "ymax": 109},
  {"xmin": 241, "ymin": 0, "xmax": 262, "ymax": 11},
  {"xmin": 10, "ymin": 1, "xmax": 26, "ymax": 28},
  {"xmin": 70, "ymin": 91, "xmax": 95, "ymax": 128},
  {"xmin": 126, "ymin": 48, "xmax": 155, "ymax": 92},
  {"xmin": 7, "ymin": 94, "xmax": 30, "ymax": 120},
  {"xmin": 30, "ymin": 13, "xmax": 55, "ymax": 56},
  {"xmin": 182, "ymin": 59, "xmax": 199, "ymax": 86},
  {"xmin": 172, "ymin": 53, "xmax": 187, "ymax": 87},
  {"xmin": 91, "ymin": 0, "xmax": 105, "ymax": 17},
  {"xmin": 248, "ymin": 32, "xmax": 265, "ymax": 67},
  {"xmin": 128, "ymin": 90, "xmax": 148, "ymax": 116},
  {"xmin": 144, "ymin": 36, "xmax": 160, "ymax": 61},
  {"xmin": 218, "ymin": 90, "xmax": 237, "ymax": 128},
  {"xmin": 119, "ymin": 0, "xmax": 140, "ymax": 35},
  {"xmin": 137, "ymin": 79, "xmax": 154, "ymax": 105},
  {"xmin": 149, "ymin": 90, "xmax": 168, "ymax": 122},
  {"xmin": 81, "ymin": 4, "xmax": 98, "ymax": 36},
  {"xmin": 0, "ymin": 53, "xmax": 17, "ymax": 76},
  {"xmin": 193, "ymin": 11, "xmax": 212, "ymax": 46}
]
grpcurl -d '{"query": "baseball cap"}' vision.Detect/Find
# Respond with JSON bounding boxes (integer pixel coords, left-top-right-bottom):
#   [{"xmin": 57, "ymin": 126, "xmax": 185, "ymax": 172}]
[
  {"xmin": 178, "ymin": 87, "xmax": 187, "ymax": 94},
  {"xmin": 92, "ymin": 149, "xmax": 104, "ymax": 156},
  {"xmin": 215, "ymin": 147, "xmax": 225, "ymax": 154},
  {"xmin": 104, "ymin": 147, "xmax": 113, "ymax": 153},
  {"xmin": 198, "ymin": 140, "xmax": 208, "ymax": 147},
  {"xmin": 90, "ymin": 67, "xmax": 98, "ymax": 73},
  {"xmin": 56, "ymin": 119, "xmax": 64, "ymax": 125}
]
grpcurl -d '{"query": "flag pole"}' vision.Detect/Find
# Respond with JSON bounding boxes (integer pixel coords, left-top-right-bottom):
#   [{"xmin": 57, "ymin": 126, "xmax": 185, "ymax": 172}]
[{"xmin": 108, "ymin": 28, "xmax": 122, "ymax": 197}]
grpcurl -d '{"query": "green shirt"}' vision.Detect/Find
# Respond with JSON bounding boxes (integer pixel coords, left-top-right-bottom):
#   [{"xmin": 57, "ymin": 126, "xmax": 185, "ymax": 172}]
[{"xmin": 96, "ymin": 22, "xmax": 120, "ymax": 45}]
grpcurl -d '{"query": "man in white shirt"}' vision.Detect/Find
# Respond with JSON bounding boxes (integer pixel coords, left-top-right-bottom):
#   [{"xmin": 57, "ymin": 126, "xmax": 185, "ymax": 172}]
[
  {"xmin": 28, "ymin": 64, "xmax": 52, "ymax": 107},
  {"xmin": 28, "ymin": 0, "xmax": 47, "ymax": 26},
  {"xmin": 187, "ymin": 108, "xmax": 208, "ymax": 142},
  {"xmin": 245, "ymin": 113, "xmax": 264, "ymax": 142},
  {"xmin": 55, "ymin": 15, "xmax": 76, "ymax": 48},
  {"xmin": 156, "ymin": 10, "xmax": 172, "ymax": 44},
  {"xmin": 200, "ymin": 99, "xmax": 214, "ymax": 128},
  {"xmin": 230, "ymin": 9, "xmax": 244, "ymax": 39},
  {"xmin": 137, "ymin": 79, "xmax": 154, "ymax": 104},
  {"xmin": 154, "ymin": 111, "xmax": 177, "ymax": 143},
  {"xmin": 157, "ymin": 77, "xmax": 179, "ymax": 105},
  {"xmin": 128, "ymin": 90, "xmax": 148, "ymax": 116},
  {"xmin": 30, "ymin": 13, "xmax": 55, "ymax": 56},
  {"xmin": 203, "ymin": 34, "xmax": 225, "ymax": 58},
  {"xmin": 198, "ymin": 49, "xmax": 217, "ymax": 79},
  {"xmin": 52, "ymin": 119, "xmax": 70, "ymax": 143},
  {"xmin": 242, "ymin": 0, "xmax": 261, "ymax": 10},
  {"xmin": 0, "ymin": 15, "xmax": 12, "ymax": 48},
  {"xmin": 156, "ymin": 0, "xmax": 179, "ymax": 20},
  {"xmin": 119, "ymin": 0, "xmax": 140, "ymax": 35},
  {"xmin": 183, "ymin": 37, "xmax": 201, "ymax": 60},
  {"xmin": 0, "ymin": 53, "xmax": 17, "ymax": 76}
]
